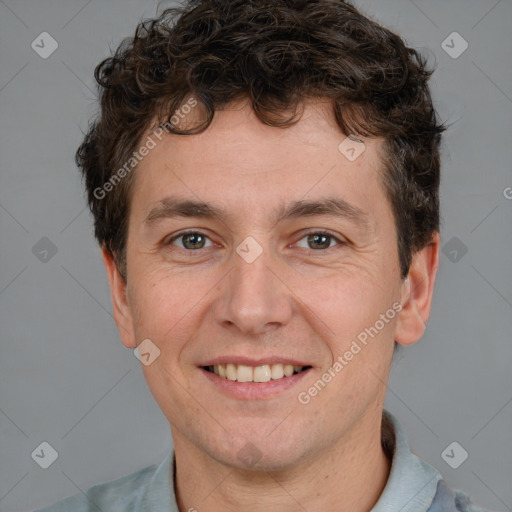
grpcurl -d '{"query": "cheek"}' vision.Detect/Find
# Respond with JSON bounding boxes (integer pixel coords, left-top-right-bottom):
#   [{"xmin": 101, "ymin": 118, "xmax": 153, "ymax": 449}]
[
  {"xmin": 309, "ymin": 267, "xmax": 395, "ymax": 334},
  {"xmin": 306, "ymin": 275, "xmax": 397, "ymax": 411},
  {"xmin": 127, "ymin": 269, "xmax": 200, "ymax": 350},
  {"xmin": 130, "ymin": 271, "xmax": 203, "ymax": 409},
  {"xmin": 302, "ymin": 269, "xmax": 399, "ymax": 403}
]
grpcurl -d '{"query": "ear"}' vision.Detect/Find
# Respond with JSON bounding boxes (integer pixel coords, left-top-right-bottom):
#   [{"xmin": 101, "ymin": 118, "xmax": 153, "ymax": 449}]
[
  {"xmin": 101, "ymin": 246, "xmax": 137, "ymax": 348},
  {"xmin": 395, "ymin": 232, "xmax": 440, "ymax": 346}
]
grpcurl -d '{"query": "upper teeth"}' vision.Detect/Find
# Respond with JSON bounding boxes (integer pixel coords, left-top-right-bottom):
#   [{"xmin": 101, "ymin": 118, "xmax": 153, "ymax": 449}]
[{"xmin": 210, "ymin": 364, "xmax": 305, "ymax": 383}]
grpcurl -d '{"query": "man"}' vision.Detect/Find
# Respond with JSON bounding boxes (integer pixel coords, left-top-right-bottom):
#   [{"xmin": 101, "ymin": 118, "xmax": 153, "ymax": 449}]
[{"xmin": 36, "ymin": 0, "xmax": 492, "ymax": 510}]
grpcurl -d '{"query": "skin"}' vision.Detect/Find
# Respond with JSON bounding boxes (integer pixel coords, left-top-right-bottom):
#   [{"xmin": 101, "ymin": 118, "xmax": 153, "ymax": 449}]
[{"xmin": 102, "ymin": 98, "xmax": 440, "ymax": 512}]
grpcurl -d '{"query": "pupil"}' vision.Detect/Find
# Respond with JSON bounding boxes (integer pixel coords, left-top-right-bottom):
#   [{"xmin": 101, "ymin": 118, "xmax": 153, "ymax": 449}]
[
  {"xmin": 184, "ymin": 233, "xmax": 204, "ymax": 249},
  {"xmin": 308, "ymin": 234, "xmax": 330, "ymax": 249}
]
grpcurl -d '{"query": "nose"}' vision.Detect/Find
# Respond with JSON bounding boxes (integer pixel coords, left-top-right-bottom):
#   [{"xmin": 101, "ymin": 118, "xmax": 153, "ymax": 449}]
[{"xmin": 213, "ymin": 247, "xmax": 293, "ymax": 336}]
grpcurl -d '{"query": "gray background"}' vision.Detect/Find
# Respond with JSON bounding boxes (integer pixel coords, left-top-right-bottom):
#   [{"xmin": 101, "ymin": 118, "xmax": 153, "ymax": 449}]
[{"xmin": 0, "ymin": 1, "xmax": 511, "ymax": 511}]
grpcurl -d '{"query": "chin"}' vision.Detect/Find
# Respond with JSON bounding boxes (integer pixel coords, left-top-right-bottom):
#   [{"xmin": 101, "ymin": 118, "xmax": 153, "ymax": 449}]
[
  {"xmin": 218, "ymin": 448, "xmax": 307, "ymax": 473},
  {"xmin": 206, "ymin": 426, "xmax": 314, "ymax": 473}
]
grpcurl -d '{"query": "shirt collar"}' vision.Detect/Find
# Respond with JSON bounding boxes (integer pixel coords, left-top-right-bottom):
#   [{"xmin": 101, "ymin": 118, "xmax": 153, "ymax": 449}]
[
  {"xmin": 137, "ymin": 409, "xmax": 441, "ymax": 512},
  {"xmin": 135, "ymin": 446, "xmax": 176, "ymax": 511},
  {"xmin": 371, "ymin": 410, "xmax": 442, "ymax": 511}
]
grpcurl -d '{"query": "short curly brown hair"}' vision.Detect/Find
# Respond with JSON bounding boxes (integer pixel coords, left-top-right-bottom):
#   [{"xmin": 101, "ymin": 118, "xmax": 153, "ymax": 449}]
[{"xmin": 76, "ymin": 0, "xmax": 445, "ymax": 281}]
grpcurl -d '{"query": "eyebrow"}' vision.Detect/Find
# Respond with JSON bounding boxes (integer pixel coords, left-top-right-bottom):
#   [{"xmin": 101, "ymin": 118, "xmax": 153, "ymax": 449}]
[{"xmin": 144, "ymin": 196, "xmax": 371, "ymax": 230}]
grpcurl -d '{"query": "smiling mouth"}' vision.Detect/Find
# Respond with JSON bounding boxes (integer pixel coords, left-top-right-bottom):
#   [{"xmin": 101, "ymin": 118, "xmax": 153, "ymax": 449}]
[{"xmin": 203, "ymin": 363, "xmax": 312, "ymax": 383}]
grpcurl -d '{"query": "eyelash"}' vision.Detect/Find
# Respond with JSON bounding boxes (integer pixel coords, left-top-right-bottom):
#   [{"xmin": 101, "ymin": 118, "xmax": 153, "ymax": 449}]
[{"xmin": 165, "ymin": 229, "xmax": 345, "ymax": 252}]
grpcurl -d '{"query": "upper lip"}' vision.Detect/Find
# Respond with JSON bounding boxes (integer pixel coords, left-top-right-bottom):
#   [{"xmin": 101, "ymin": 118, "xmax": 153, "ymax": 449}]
[{"xmin": 200, "ymin": 356, "xmax": 311, "ymax": 367}]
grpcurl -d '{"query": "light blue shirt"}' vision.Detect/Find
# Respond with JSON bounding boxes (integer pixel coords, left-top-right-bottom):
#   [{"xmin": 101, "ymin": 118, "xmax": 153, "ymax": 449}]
[{"xmin": 34, "ymin": 410, "xmax": 492, "ymax": 512}]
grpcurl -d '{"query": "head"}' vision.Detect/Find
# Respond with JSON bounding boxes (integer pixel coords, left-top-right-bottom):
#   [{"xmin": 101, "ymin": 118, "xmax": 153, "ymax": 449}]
[{"xmin": 78, "ymin": 0, "xmax": 443, "ymax": 470}]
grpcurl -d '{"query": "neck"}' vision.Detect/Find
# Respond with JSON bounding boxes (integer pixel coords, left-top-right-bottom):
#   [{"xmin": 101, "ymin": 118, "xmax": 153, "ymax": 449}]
[{"xmin": 173, "ymin": 408, "xmax": 391, "ymax": 512}]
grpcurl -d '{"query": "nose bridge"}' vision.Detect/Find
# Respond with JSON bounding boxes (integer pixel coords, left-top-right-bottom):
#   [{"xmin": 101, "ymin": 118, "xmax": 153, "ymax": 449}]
[{"xmin": 216, "ymin": 239, "xmax": 293, "ymax": 334}]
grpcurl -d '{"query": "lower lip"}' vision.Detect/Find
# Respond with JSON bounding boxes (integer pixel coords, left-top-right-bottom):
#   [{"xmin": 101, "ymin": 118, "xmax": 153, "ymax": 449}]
[{"xmin": 200, "ymin": 367, "xmax": 312, "ymax": 400}]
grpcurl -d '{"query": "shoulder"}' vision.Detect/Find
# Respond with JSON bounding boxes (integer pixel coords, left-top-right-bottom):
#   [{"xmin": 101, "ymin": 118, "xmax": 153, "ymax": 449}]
[
  {"xmin": 429, "ymin": 480, "xmax": 496, "ymax": 512},
  {"xmin": 33, "ymin": 462, "xmax": 158, "ymax": 512},
  {"xmin": 453, "ymin": 489, "xmax": 495, "ymax": 512}
]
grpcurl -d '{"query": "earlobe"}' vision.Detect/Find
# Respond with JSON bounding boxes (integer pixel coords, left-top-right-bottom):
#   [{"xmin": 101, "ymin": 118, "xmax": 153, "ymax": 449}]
[
  {"xmin": 394, "ymin": 232, "xmax": 440, "ymax": 346},
  {"xmin": 101, "ymin": 247, "xmax": 137, "ymax": 348}
]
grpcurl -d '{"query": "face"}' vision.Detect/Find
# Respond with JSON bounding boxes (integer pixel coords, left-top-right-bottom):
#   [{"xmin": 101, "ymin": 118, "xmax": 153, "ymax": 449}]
[{"xmin": 104, "ymin": 98, "xmax": 439, "ymax": 471}]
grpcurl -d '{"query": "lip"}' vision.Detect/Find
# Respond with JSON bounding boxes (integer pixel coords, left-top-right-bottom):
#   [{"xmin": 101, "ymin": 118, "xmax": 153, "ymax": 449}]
[
  {"xmin": 200, "ymin": 366, "xmax": 313, "ymax": 400},
  {"xmin": 200, "ymin": 356, "xmax": 311, "ymax": 367}
]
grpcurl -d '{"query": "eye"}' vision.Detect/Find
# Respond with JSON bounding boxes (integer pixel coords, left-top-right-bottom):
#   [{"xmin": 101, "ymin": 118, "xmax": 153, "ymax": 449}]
[
  {"xmin": 167, "ymin": 231, "xmax": 214, "ymax": 250},
  {"xmin": 165, "ymin": 230, "xmax": 344, "ymax": 252},
  {"xmin": 295, "ymin": 230, "xmax": 344, "ymax": 250}
]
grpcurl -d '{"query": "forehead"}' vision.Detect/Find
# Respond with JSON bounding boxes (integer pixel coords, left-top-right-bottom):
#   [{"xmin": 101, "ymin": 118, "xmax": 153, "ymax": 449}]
[{"xmin": 130, "ymin": 98, "xmax": 388, "ymax": 223}]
